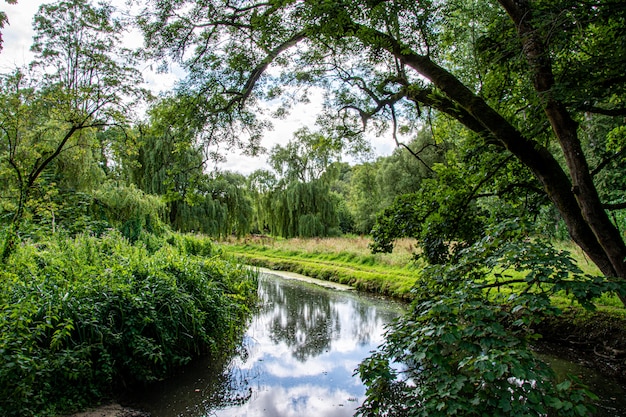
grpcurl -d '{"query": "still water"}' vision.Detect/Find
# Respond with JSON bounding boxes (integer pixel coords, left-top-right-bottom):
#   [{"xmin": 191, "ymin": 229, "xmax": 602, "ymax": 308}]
[
  {"xmin": 136, "ymin": 272, "xmax": 404, "ymax": 416},
  {"xmin": 136, "ymin": 271, "xmax": 626, "ymax": 417}
]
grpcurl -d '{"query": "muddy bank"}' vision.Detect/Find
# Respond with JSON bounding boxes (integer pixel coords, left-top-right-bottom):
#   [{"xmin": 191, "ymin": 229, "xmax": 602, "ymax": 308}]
[
  {"xmin": 534, "ymin": 309, "xmax": 626, "ymax": 382},
  {"xmin": 64, "ymin": 403, "xmax": 150, "ymax": 417}
]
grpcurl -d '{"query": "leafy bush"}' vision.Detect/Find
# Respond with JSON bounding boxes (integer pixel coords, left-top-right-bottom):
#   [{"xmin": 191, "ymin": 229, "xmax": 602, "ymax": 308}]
[
  {"xmin": 0, "ymin": 231, "xmax": 257, "ymax": 416},
  {"xmin": 358, "ymin": 220, "xmax": 624, "ymax": 417}
]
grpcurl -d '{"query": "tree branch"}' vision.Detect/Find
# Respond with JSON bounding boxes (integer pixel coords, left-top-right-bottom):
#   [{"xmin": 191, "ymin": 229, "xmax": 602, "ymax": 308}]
[
  {"xmin": 604, "ymin": 202, "xmax": 626, "ymax": 211},
  {"xmin": 575, "ymin": 104, "xmax": 626, "ymax": 117}
]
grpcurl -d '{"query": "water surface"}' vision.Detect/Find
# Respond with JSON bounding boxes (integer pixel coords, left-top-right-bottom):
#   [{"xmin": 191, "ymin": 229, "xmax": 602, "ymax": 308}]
[
  {"xmin": 135, "ymin": 271, "xmax": 626, "ymax": 417},
  {"xmin": 136, "ymin": 272, "xmax": 404, "ymax": 416}
]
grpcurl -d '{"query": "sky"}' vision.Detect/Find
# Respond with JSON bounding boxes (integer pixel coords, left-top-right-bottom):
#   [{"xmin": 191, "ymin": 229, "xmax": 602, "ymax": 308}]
[{"xmin": 0, "ymin": 1, "xmax": 395, "ymax": 175}]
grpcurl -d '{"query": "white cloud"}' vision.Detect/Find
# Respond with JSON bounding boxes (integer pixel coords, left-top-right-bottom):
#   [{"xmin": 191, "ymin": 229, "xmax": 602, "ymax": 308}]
[{"xmin": 0, "ymin": 1, "xmax": 47, "ymax": 70}]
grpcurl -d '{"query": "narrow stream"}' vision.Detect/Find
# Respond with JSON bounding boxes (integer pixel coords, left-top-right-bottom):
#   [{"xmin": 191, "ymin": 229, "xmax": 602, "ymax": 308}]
[
  {"xmin": 135, "ymin": 271, "xmax": 626, "ymax": 417},
  {"xmin": 135, "ymin": 272, "xmax": 404, "ymax": 416}
]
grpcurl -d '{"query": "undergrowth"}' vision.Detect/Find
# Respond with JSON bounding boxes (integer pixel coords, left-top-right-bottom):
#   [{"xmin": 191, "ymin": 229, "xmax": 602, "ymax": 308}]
[{"xmin": 0, "ymin": 231, "xmax": 257, "ymax": 417}]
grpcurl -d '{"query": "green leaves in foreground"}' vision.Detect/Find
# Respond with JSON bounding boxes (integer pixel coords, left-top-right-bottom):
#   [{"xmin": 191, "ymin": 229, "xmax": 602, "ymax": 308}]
[
  {"xmin": 0, "ymin": 231, "xmax": 257, "ymax": 417},
  {"xmin": 358, "ymin": 220, "xmax": 619, "ymax": 417}
]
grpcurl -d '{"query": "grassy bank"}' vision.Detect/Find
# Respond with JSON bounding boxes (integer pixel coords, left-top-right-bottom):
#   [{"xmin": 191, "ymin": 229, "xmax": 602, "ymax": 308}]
[
  {"xmin": 223, "ymin": 235, "xmax": 624, "ymax": 309},
  {"xmin": 222, "ymin": 236, "xmax": 421, "ymax": 299},
  {"xmin": 0, "ymin": 231, "xmax": 257, "ymax": 417},
  {"xmin": 222, "ymin": 235, "xmax": 626, "ymax": 381}
]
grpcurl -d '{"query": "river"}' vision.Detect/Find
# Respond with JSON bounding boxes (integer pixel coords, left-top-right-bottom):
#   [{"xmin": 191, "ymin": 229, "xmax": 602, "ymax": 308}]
[
  {"xmin": 134, "ymin": 270, "xmax": 625, "ymax": 417},
  {"xmin": 135, "ymin": 271, "xmax": 404, "ymax": 416}
]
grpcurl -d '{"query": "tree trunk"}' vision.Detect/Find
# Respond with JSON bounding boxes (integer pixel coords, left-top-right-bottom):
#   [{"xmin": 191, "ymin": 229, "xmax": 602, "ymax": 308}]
[
  {"xmin": 2, "ymin": 185, "xmax": 29, "ymax": 262},
  {"xmin": 355, "ymin": 16, "xmax": 626, "ymax": 305},
  {"xmin": 499, "ymin": 0, "xmax": 626, "ymax": 301}
]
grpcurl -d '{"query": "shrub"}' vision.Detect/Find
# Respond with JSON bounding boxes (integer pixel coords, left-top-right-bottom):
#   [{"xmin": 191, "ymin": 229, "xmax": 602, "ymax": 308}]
[
  {"xmin": 357, "ymin": 220, "xmax": 622, "ymax": 417},
  {"xmin": 0, "ymin": 231, "xmax": 256, "ymax": 416}
]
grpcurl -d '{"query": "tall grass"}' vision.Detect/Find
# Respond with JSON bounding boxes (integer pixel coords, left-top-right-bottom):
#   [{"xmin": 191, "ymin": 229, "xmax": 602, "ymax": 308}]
[
  {"xmin": 0, "ymin": 231, "xmax": 257, "ymax": 417},
  {"xmin": 229, "ymin": 235, "xmax": 417, "ymax": 267},
  {"xmin": 223, "ymin": 235, "xmax": 626, "ymax": 310},
  {"xmin": 222, "ymin": 236, "xmax": 422, "ymax": 298}
]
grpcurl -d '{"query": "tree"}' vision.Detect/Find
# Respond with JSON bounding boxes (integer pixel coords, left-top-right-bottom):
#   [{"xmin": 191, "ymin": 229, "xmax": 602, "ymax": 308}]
[
  {"xmin": 346, "ymin": 128, "xmax": 446, "ymax": 235},
  {"xmin": 247, "ymin": 128, "xmax": 343, "ymax": 238},
  {"xmin": 261, "ymin": 180, "xmax": 339, "ymax": 238},
  {"xmin": 370, "ymin": 122, "xmax": 551, "ymax": 263},
  {"xmin": 348, "ymin": 162, "xmax": 380, "ymax": 234},
  {"xmin": 269, "ymin": 127, "xmax": 342, "ymax": 183},
  {"xmin": 0, "ymin": 0, "xmax": 17, "ymax": 52},
  {"xmin": 247, "ymin": 169, "xmax": 278, "ymax": 233},
  {"xmin": 139, "ymin": 1, "xmax": 626, "ymax": 411},
  {"xmin": 126, "ymin": 96, "xmax": 253, "ymax": 237},
  {"xmin": 139, "ymin": 0, "xmax": 626, "ymax": 301},
  {"xmin": 0, "ymin": 0, "xmax": 143, "ymax": 259}
]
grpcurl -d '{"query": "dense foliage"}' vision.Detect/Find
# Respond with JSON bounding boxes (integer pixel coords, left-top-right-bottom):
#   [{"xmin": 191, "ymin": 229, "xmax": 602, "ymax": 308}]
[
  {"xmin": 137, "ymin": 0, "xmax": 626, "ymax": 296},
  {"xmin": 2, "ymin": 0, "xmax": 626, "ymax": 415},
  {"xmin": 134, "ymin": 0, "xmax": 626, "ymax": 414},
  {"xmin": 359, "ymin": 221, "xmax": 626, "ymax": 416},
  {"xmin": 0, "ymin": 231, "xmax": 257, "ymax": 416}
]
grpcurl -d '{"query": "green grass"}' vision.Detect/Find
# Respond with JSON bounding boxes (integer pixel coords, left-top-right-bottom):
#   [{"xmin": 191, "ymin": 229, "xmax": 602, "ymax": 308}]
[
  {"xmin": 221, "ymin": 236, "xmax": 626, "ymax": 313},
  {"xmin": 222, "ymin": 236, "xmax": 421, "ymax": 299}
]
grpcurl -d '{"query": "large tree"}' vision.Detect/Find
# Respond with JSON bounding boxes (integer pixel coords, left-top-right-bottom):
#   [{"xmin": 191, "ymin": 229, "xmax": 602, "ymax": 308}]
[
  {"xmin": 249, "ymin": 128, "xmax": 342, "ymax": 238},
  {"xmin": 126, "ymin": 95, "xmax": 254, "ymax": 237},
  {"xmin": 269, "ymin": 127, "xmax": 342, "ymax": 183},
  {"xmin": 0, "ymin": 0, "xmax": 144, "ymax": 258},
  {"xmin": 139, "ymin": 0, "xmax": 626, "ymax": 300}
]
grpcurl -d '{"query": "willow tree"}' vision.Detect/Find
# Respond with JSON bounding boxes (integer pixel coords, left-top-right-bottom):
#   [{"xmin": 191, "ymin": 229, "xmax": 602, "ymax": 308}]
[
  {"xmin": 130, "ymin": 96, "xmax": 208, "ymax": 225},
  {"xmin": 262, "ymin": 180, "xmax": 339, "ymax": 238},
  {"xmin": 247, "ymin": 169, "xmax": 278, "ymax": 234},
  {"xmin": 139, "ymin": 0, "xmax": 626, "ymax": 300},
  {"xmin": 269, "ymin": 127, "xmax": 343, "ymax": 183},
  {"xmin": 128, "ymin": 96, "xmax": 253, "ymax": 237},
  {"xmin": 0, "ymin": 0, "xmax": 143, "ymax": 259},
  {"xmin": 139, "ymin": 1, "xmax": 626, "ymax": 412},
  {"xmin": 251, "ymin": 128, "xmax": 342, "ymax": 238}
]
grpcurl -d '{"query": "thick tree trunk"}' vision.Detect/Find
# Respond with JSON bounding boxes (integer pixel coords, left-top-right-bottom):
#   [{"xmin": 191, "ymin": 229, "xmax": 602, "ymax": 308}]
[
  {"xmin": 499, "ymin": 0, "xmax": 626, "ymax": 295},
  {"xmin": 365, "ymin": 26, "xmax": 616, "ymax": 272},
  {"xmin": 354, "ymin": 16, "xmax": 626, "ymax": 305}
]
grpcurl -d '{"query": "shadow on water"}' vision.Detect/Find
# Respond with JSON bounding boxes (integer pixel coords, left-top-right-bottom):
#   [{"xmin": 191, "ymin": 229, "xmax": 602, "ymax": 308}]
[
  {"xmin": 535, "ymin": 345, "xmax": 626, "ymax": 417},
  {"xmin": 134, "ymin": 272, "xmax": 626, "ymax": 416}
]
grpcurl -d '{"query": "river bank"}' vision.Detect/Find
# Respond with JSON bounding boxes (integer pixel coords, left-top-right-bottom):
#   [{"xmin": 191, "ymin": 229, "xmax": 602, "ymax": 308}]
[
  {"xmin": 64, "ymin": 403, "xmax": 149, "ymax": 417},
  {"xmin": 70, "ymin": 267, "xmax": 626, "ymax": 417},
  {"xmin": 65, "ymin": 236, "xmax": 626, "ymax": 417},
  {"xmin": 222, "ymin": 238, "xmax": 626, "ymax": 384}
]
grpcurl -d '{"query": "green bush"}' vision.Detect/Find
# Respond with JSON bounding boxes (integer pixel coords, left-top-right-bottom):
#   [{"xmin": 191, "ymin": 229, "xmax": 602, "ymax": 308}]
[
  {"xmin": 357, "ymin": 220, "xmax": 621, "ymax": 417},
  {"xmin": 0, "ymin": 231, "xmax": 257, "ymax": 416}
]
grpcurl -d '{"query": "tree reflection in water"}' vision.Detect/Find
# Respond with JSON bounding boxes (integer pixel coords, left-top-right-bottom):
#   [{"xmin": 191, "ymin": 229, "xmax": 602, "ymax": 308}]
[{"xmin": 136, "ymin": 272, "xmax": 404, "ymax": 417}]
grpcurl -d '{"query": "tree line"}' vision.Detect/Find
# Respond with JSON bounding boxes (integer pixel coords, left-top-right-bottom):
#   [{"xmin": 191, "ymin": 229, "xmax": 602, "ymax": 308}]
[{"xmin": 3, "ymin": 0, "xmax": 624, "ymax": 266}]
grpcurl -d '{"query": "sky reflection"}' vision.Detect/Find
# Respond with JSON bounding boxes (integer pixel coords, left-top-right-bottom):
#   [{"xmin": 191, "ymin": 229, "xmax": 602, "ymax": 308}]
[{"xmin": 137, "ymin": 272, "xmax": 404, "ymax": 417}]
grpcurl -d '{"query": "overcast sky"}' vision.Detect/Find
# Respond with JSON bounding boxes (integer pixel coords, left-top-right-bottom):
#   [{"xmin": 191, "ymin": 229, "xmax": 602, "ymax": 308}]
[{"xmin": 0, "ymin": 1, "xmax": 394, "ymax": 175}]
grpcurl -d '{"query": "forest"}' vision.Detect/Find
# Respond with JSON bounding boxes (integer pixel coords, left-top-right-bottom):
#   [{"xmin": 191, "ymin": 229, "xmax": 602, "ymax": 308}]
[{"xmin": 1, "ymin": 0, "xmax": 626, "ymax": 416}]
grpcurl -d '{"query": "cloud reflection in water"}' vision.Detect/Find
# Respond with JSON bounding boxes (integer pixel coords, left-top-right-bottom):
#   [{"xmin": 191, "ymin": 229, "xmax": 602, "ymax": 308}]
[{"xmin": 137, "ymin": 273, "xmax": 404, "ymax": 417}]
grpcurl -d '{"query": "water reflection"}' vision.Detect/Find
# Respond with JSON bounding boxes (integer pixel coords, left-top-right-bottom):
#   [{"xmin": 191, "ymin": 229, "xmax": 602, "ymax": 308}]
[
  {"xmin": 536, "ymin": 347, "xmax": 626, "ymax": 417},
  {"xmin": 136, "ymin": 272, "xmax": 404, "ymax": 417}
]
